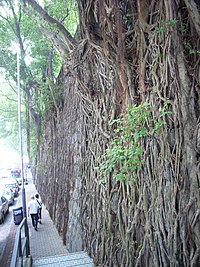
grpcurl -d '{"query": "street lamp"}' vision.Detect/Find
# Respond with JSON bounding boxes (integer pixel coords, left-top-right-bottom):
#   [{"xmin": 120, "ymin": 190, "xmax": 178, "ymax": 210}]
[{"xmin": 16, "ymin": 46, "xmax": 30, "ymax": 254}]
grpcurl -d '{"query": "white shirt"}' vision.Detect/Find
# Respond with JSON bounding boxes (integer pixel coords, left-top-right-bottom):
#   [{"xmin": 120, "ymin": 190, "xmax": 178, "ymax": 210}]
[{"xmin": 28, "ymin": 199, "xmax": 40, "ymax": 214}]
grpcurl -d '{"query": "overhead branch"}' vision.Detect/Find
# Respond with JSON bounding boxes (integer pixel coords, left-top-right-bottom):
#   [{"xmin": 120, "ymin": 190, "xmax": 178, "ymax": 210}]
[
  {"xmin": 20, "ymin": 4, "xmax": 68, "ymax": 57},
  {"xmin": 0, "ymin": 108, "xmax": 17, "ymax": 113},
  {"xmin": 22, "ymin": 0, "xmax": 76, "ymax": 52},
  {"xmin": 40, "ymin": 26, "xmax": 69, "ymax": 59},
  {"xmin": 7, "ymin": 0, "xmax": 25, "ymax": 55},
  {"xmin": 0, "ymin": 91, "xmax": 18, "ymax": 102},
  {"xmin": 184, "ymin": 0, "xmax": 200, "ymax": 37}
]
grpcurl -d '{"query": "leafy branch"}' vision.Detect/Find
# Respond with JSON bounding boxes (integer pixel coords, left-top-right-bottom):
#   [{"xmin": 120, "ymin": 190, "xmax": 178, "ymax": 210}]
[
  {"xmin": 97, "ymin": 102, "xmax": 172, "ymax": 183},
  {"xmin": 155, "ymin": 19, "xmax": 177, "ymax": 33},
  {"xmin": 21, "ymin": 0, "xmax": 77, "ymax": 53}
]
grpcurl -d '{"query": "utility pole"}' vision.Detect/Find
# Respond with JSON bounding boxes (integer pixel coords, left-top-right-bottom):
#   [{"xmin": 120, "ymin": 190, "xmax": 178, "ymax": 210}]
[{"xmin": 17, "ymin": 47, "xmax": 30, "ymax": 255}]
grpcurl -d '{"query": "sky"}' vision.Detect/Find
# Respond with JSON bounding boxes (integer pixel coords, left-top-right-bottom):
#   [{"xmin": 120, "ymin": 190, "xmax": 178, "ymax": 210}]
[
  {"xmin": 0, "ymin": 141, "xmax": 20, "ymax": 168},
  {"xmin": 0, "ymin": 75, "xmax": 19, "ymax": 168}
]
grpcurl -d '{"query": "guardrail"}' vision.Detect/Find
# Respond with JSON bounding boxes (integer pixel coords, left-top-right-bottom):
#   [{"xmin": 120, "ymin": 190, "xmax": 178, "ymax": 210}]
[{"xmin": 10, "ymin": 217, "xmax": 31, "ymax": 267}]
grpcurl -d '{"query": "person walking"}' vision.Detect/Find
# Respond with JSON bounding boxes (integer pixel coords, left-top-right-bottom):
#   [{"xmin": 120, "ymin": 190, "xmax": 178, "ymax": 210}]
[
  {"xmin": 27, "ymin": 195, "xmax": 40, "ymax": 231},
  {"xmin": 35, "ymin": 193, "xmax": 42, "ymax": 224}
]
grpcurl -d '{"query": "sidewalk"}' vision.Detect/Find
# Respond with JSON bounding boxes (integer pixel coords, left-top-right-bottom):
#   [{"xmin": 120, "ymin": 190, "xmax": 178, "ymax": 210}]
[
  {"xmin": 26, "ymin": 179, "xmax": 68, "ymax": 260},
  {"xmin": 0, "ymin": 173, "xmax": 68, "ymax": 266}
]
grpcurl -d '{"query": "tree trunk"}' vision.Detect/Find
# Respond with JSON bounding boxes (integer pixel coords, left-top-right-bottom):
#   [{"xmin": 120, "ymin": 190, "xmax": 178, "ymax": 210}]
[{"xmin": 33, "ymin": 0, "xmax": 200, "ymax": 266}]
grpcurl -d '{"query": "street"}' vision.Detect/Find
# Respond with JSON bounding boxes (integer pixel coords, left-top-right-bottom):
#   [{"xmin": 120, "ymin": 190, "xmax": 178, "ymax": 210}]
[
  {"xmin": 0, "ymin": 190, "xmax": 22, "ymax": 260},
  {"xmin": 0, "ymin": 169, "xmax": 32, "ymax": 262}
]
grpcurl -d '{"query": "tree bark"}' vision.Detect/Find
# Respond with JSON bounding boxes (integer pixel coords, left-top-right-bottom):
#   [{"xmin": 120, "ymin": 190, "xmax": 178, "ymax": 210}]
[{"xmin": 31, "ymin": 0, "xmax": 200, "ymax": 266}]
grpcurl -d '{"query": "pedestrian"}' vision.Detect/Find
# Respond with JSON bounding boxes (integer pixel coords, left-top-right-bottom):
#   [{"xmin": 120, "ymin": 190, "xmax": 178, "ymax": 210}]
[
  {"xmin": 35, "ymin": 193, "xmax": 42, "ymax": 224},
  {"xmin": 27, "ymin": 195, "xmax": 40, "ymax": 231}
]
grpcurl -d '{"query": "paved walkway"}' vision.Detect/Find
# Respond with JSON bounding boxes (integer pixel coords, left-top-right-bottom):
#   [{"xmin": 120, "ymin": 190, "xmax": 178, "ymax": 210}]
[
  {"xmin": 1, "ymin": 173, "xmax": 94, "ymax": 267},
  {"xmin": 26, "ymin": 179, "xmax": 68, "ymax": 259},
  {"xmin": 33, "ymin": 252, "xmax": 94, "ymax": 267}
]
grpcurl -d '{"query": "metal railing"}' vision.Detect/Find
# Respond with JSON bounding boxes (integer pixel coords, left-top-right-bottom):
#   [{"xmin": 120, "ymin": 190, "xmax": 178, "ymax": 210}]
[{"xmin": 10, "ymin": 217, "xmax": 31, "ymax": 267}]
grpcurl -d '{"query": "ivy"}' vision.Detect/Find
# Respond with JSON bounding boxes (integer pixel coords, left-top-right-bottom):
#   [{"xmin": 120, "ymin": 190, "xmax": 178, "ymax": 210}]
[
  {"xmin": 97, "ymin": 102, "xmax": 172, "ymax": 184},
  {"xmin": 155, "ymin": 19, "xmax": 177, "ymax": 33}
]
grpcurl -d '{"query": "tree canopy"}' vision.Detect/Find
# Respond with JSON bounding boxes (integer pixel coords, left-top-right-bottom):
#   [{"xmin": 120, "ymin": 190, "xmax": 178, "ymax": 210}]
[{"xmin": 0, "ymin": 0, "xmax": 78, "ymax": 152}]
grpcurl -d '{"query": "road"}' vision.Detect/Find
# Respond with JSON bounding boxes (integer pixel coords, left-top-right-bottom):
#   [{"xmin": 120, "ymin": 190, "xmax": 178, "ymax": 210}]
[
  {"xmin": 0, "ymin": 169, "xmax": 32, "ymax": 262},
  {"xmin": 0, "ymin": 192, "xmax": 21, "ymax": 260}
]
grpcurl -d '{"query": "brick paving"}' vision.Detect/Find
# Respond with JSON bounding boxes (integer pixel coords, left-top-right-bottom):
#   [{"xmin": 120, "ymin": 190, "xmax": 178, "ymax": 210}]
[
  {"xmin": 33, "ymin": 252, "xmax": 94, "ymax": 267},
  {"xmin": 0, "ymin": 174, "xmax": 68, "ymax": 266},
  {"xmin": 26, "ymin": 181, "xmax": 68, "ymax": 259},
  {"xmin": 0, "ymin": 173, "xmax": 94, "ymax": 267},
  {"xmin": 29, "ymin": 207, "xmax": 68, "ymax": 259}
]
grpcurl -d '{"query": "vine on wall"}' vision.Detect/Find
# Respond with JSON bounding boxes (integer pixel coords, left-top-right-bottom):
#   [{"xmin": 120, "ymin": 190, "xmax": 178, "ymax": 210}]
[
  {"xmin": 97, "ymin": 102, "xmax": 172, "ymax": 183},
  {"xmin": 30, "ymin": 0, "xmax": 200, "ymax": 266}
]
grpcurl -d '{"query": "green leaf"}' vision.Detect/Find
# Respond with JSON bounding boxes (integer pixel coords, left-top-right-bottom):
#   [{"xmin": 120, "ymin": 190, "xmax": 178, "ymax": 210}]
[{"xmin": 97, "ymin": 102, "xmax": 172, "ymax": 184}]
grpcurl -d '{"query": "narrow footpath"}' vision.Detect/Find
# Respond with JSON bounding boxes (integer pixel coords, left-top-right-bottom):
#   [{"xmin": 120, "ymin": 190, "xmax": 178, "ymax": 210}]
[
  {"xmin": 1, "ymin": 171, "xmax": 94, "ymax": 267},
  {"xmin": 0, "ymin": 172, "xmax": 68, "ymax": 266},
  {"xmin": 26, "ymin": 179, "xmax": 68, "ymax": 260}
]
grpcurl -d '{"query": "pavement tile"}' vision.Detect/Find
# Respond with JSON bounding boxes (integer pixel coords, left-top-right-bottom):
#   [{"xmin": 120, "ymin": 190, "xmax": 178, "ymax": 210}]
[
  {"xmin": 1, "ymin": 173, "xmax": 94, "ymax": 267},
  {"xmin": 26, "ymin": 182, "xmax": 68, "ymax": 260},
  {"xmin": 33, "ymin": 252, "xmax": 94, "ymax": 267},
  {"xmin": 0, "ymin": 175, "xmax": 68, "ymax": 266}
]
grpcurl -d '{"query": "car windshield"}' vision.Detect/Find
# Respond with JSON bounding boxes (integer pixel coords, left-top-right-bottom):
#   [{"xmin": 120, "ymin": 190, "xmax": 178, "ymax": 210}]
[{"xmin": 0, "ymin": 199, "xmax": 2, "ymax": 205}]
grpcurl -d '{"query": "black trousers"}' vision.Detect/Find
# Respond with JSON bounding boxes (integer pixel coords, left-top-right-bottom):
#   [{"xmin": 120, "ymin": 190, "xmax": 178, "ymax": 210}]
[{"xmin": 30, "ymin": 213, "xmax": 39, "ymax": 228}]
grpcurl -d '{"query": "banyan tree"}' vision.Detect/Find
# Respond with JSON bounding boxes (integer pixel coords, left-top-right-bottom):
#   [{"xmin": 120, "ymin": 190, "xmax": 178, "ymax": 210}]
[{"xmin": 22, "ymin": 0, "xmax": 200, "ymax": 266}]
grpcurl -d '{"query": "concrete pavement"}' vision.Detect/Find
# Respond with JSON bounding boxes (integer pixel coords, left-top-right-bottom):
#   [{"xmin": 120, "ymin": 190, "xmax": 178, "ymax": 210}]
[
  {"xmin": 1, "ymin": 172, "xmax": 94, "ymax": 267},
  {"xmin": 26, "ymin": 179, "xmax": 68, "ymax": 260},
  {"xmin": 1, "ymin": 172, "xmax": 68, "ymax": 266}
]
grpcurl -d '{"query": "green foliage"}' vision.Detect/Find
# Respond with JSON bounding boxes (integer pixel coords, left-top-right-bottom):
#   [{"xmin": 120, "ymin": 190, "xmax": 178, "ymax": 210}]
[
  {"xmin": 179, "ymin": 22, "xmax": 187, "ymax": 34},
  {"xmin": 189, "ymin": 49, "xmax": 200, "ymax": 56},
  {"xmin": 37, "ymin": 79, "xmax": 63, "ymax": 116},
  {"xmin": 0, "ymin": 0, "xmax": 79, "ymax": 163},
  {"xmin": 97, "ymin": 102, "xmax": 172, "ymax": 184},
  {"xmin": 0, "ymin": 76, "xmax": 27, "ymax": 150},
  {"xmin": 183, "ymin": 41, "xmax": 200, "ymax": 56},
  {"xmin": 19, "ymin": 14, "xmax": 61, "ymax": 81},
  {"xmin": 29, "ymin": 122, "xmax": 38, "ymax": 160},
  {"xmin": 155, "ymin": 19, "xmax": 177, "ymax": 33},
  {"xmin": 44, "ymin": 0, "xmax": 79, "ymax": 36}
]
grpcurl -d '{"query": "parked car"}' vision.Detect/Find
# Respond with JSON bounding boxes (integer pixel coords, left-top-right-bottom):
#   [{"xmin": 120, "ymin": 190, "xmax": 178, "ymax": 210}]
[
  {"xmin": 1, "ymin": 178, "xmax": 19, "ymax": 197},
  {"xmin": 11, "ymin": 168, "xmax": 21, "ymax": 177},
  {"xmin": 0, "ymin": 195, "xmax": 9, "ymax": 223},
  {"xmin": 13, "ymin": 175, "xmax": 22, "ymax": 186},
  {"xmin": 0, "ymin": 187, "xmax": 14, "ymax": 205},
  {"xmin": 11, "ymin": 168, "xmax": 22, "ymax": 185}
]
